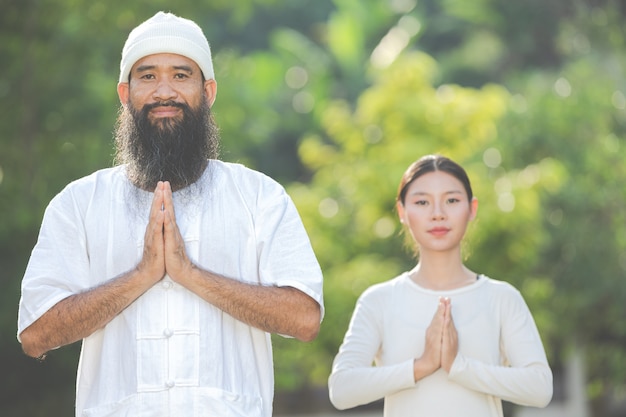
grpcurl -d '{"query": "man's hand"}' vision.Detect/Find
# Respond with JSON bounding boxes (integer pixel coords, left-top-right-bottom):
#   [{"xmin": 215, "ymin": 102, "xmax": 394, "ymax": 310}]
[
  {"xmin": 136, "ymin": 182, "xmax": 167, "ymax": 283},
  {"xmin": 160, "ymin": 181, "xmax": 194, "ymax": 283},
  {"xmin": 137, "ymin": 181, "xmax": 194, "ymax": 284}
]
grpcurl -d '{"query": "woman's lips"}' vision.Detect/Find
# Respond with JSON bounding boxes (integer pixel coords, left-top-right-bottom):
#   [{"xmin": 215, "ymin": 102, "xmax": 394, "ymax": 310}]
[{"xmin": 428, "ymin": 227, "xmax": 450, "ymax": 236}]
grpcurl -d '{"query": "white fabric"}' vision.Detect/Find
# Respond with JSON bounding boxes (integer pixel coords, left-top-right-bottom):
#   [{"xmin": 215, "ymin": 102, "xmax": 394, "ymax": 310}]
[
  {"xmin": 17, "ymin": 161, "xmax": 324, "ymax": 417},
  {"xmin": 328, "ymin": 273, "xmax": 552, "ymax": 417}
]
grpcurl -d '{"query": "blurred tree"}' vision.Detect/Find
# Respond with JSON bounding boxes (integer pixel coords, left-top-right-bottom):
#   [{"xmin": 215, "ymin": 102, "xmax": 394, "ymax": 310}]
[{"xmin": 497, "ymin": 57, "xmax": 626, "ymax": 416}]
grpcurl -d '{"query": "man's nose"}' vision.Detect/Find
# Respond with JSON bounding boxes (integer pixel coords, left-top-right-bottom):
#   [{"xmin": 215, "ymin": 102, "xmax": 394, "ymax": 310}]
[{"xmin": 152, "ymin": 79, "xmax": 178, "ymax": 101}]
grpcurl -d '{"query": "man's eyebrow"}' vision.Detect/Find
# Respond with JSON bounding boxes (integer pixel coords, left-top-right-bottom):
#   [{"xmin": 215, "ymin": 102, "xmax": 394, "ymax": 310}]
[
  {"xmin": 172, "ymin": 65, "xmax": 194, "ymax": 73},
  {"xmin": 134, "ymin": 64, "xmax": 195, "ymax": 73},
  {"xmin": 134, "ymin": 64, "xmax": 156, "ymax": 73}
]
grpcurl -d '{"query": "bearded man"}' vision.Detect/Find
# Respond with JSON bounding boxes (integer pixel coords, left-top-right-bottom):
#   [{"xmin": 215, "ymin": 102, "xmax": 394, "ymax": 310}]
[{"xmin": 17, "ymin": 12, "xmax": 324, "ymax": 417}]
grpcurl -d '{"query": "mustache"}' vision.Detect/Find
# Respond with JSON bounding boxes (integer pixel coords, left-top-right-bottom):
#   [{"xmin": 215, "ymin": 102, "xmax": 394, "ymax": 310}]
[{"xmin": 143, "ymin": 100, "xmax": 188, "ymax": 111}]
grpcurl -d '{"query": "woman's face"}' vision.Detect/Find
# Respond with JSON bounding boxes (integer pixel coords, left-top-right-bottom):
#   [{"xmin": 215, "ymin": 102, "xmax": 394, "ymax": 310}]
[{"xmin": 397, "ymin": 170, "xmax": 477, "ymax": 255}]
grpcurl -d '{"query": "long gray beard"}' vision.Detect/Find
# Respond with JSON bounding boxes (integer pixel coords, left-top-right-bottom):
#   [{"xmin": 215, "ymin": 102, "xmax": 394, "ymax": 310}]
[{"xmin": 113, "ymin": 98, "xmax": 220, "ymax": 192}]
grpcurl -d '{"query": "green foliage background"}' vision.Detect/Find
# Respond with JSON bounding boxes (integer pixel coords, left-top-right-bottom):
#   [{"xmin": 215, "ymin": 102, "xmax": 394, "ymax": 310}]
[{"xmin": 2, "ymin": 0, "xmax": 626, "ymax": 415}]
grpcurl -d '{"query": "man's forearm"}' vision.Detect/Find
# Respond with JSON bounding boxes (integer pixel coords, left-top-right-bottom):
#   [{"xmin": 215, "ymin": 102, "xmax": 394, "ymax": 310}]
[
  {"xmin": 19, "ymin": 268, "xmax": 155, "ymax": 359},
  {"xmin": 182, "ymin": 266, "xmax": 321, "ymax": 342}
]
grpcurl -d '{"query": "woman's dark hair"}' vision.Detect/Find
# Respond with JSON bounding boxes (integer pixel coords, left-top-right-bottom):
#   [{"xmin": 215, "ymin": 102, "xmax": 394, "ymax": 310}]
[{"xmin": 396, "ymin": 155, "xmax": 473, "ymax": 205}]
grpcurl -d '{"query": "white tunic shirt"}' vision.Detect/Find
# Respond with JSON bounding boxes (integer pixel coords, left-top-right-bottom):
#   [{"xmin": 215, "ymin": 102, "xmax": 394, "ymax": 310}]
[
  {"xmin": 18, "ymin": 161, "xmax": 324, "ymax": 417},
  {"xmin": 328, "ymin": 273, "xmax": 552, "ymax": 417}
]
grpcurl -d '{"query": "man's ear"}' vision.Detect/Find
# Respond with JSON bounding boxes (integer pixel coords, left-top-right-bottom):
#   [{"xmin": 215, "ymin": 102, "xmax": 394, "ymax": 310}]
[
  {"xmin": 117, "ymin": 82, "xmax": 129, "ymax": 106},
  {"xmin": 204, "ymin": 79, "xmax": 217, "ymax": 107}
]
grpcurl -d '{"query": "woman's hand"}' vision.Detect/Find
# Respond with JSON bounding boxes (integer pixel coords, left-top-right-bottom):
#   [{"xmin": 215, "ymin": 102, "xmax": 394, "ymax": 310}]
[
  {"xmin": 441, "ymin": 298, "xmax": 458, "ymax": 372},
  {"xmin": 414, "ymin": 297, "xmax": 459, "ymax": 381}
]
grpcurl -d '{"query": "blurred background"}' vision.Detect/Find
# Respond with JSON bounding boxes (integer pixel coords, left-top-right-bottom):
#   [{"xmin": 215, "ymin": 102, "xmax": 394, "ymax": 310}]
[{"xmin": 2, "ymin": 0, "xmax": 626, "ymax": 416}]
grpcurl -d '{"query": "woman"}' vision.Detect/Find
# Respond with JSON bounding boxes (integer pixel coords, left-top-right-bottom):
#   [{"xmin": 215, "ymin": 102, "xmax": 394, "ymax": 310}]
[{"xmin": 328, "ymin": 155, "xmax": 552, "ymax": 416}]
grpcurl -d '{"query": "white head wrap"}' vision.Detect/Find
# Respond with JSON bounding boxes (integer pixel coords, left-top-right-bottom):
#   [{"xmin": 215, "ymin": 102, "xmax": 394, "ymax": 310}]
[{"xmin": 119, "ymin": 11, "xmax": 214, "ymax": 83}]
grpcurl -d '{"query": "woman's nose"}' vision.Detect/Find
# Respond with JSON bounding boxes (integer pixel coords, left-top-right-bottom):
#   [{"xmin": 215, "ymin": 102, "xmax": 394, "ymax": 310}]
[{"xmin": 431, "ymin": 203, "xmax": 445, "ymax": 220}]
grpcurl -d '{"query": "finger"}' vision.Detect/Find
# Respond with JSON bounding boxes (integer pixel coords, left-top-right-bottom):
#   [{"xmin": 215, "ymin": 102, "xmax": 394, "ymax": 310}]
[
  {"xmin": 444, "ymin": 299, "xmax": 452, "ymax": 322},
  {"xmin": 137, "ymin": 183, "xmax": 166, "ymax": 282},
  {"xmin": 146, "ymin": 182, "xmax": 164, "ymax": 237},
  {"xmin": 429, "ymin": 301, "xmax": 444, "ymax": 331},
  {"xmin": 161, "ymin": 186, "xmax": 191, "ymax": 280},
  {"xmin": 148, "ymin": 181, "xmax": 165, "ymax": 220},
  {"xmin": 152, "ymin": 181, "xmax": 163, "ymax": 206},
  {"xmin": 163, "ymin": 207, "xmax": 180, "ymax": 240},
  {"xmin": 426, "ymin": 302, "xmax": 446, "ymax": 357},
  {"xmin": 161, "ymin": 181, "xmax": 175, "ymax": 218},
  {"xmin": 441, "ymin": 323, "xmax": 458, "ymax": 372},
  {"xmin": 162, "ymin": 183, "xmax": 180, "ymax": 238}
]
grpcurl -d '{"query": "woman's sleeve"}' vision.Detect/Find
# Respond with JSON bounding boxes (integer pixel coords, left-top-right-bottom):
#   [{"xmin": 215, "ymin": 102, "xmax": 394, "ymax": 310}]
[
  {"xmin": 328, "ymin": 290, "xmax": 415, "ymax": 410},
  {"xmin": 448, "ymin": 287, "xmax": 553, "ymax": 407}
]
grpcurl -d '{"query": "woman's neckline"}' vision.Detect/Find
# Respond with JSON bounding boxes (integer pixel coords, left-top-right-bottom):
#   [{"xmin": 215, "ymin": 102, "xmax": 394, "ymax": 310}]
[{"xmin": 404, "ymin": 271, "xmax": 485, "ymax": 293}]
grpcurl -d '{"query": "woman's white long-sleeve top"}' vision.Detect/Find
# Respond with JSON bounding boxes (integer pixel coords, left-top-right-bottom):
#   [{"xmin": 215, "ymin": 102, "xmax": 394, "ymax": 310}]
[{"xmin": 328, "ymin": 273, "xmax": 552, "ymax": 417}]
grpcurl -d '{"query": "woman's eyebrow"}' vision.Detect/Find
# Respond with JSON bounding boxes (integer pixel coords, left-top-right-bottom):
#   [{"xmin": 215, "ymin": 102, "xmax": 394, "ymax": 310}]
[{"xmin": 408, "ymin": 190, "xmax": 464, "ymax": 196}]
